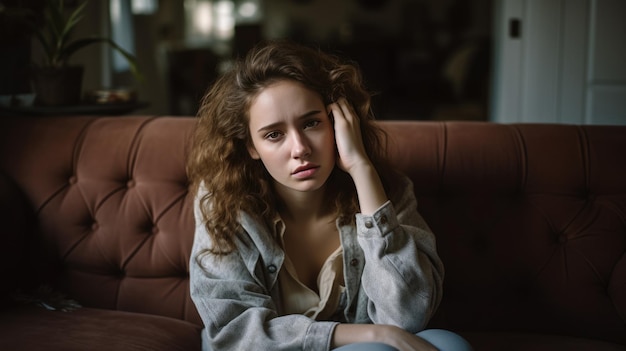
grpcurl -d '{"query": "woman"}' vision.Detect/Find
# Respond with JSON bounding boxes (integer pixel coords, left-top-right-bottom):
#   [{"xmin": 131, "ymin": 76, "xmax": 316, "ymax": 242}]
[{"xmin": 187, "ymin": 39, "xmax": 472, "ymax": 351}]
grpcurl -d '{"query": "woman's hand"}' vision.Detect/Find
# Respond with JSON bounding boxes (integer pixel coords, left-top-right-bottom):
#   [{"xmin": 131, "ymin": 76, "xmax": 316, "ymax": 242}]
[
  {"xmin": 332, "ymin": 324, "xmax": 438, "ymax": 351},
  {"xmin": 371, "ymin": 325, "xmax": 439, "ymax": 351},
  {"xmin": 327, "ymin": 97, "xmax": 371, "ymax": 175},
  {"xmin": 328, "ymin": 98, "xmax": 387, "ymax": 215}
]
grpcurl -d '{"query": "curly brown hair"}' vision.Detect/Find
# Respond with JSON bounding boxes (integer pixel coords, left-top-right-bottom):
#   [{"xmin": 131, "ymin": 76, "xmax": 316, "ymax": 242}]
[{"xmin": 187, "ymin": 39, "xmax": 392, "ymax": 254}]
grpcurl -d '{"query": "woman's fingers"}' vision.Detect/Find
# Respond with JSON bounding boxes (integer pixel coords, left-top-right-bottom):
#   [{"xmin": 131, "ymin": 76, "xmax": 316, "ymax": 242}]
[
  {"xmin": 334, "ymin": 98, "xmax": 349, "ymax": 122},
  {"xmin": 328, "ymin": 98, "xmax": 369, "ymax": 174},
  {"xmin": 331, "ymin": 97, "xmax": 358, "ymax": 125}
]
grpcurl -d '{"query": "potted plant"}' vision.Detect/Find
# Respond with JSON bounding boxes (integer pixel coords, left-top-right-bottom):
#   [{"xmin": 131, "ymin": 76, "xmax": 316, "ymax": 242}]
[{"xmin": 30, "ymin": 0, "xmax": 140, "ymax": 106}]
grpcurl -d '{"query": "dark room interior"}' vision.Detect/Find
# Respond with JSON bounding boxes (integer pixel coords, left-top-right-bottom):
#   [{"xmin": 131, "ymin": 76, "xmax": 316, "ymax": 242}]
[{"xmin": 0, "ymin": 0, "xmax": 493, "ymax": 121}]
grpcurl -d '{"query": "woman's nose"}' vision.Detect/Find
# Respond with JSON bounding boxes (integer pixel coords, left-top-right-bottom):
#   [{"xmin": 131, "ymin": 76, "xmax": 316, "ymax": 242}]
[{"xmin": 290, "ymin": 132, "xmax": 311, "ymax": 158}]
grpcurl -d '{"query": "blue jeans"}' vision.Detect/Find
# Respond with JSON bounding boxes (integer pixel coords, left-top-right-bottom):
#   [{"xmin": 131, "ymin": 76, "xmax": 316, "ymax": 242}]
[{"xmin": 332, "ymin": 329, "xmax": 473, "ymax": 351}]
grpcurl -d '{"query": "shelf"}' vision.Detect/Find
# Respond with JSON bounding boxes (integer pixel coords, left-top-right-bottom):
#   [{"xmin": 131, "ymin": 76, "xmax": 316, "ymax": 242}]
[{"xmin": 0, "ymin": 101, "xmax": 149, "ymax": 117}]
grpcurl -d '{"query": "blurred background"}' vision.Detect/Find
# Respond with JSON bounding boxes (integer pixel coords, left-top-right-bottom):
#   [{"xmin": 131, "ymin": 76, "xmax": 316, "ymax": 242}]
[
  {"xmin": 1, "ymin": 0, "xmax": 624, "ymax": 124},
  {"xmin": 1, "ymin": 0, "xmax": 493, "ymax": 121},
  {"xmin": 118, "ymin": 0, "xmax": 492, "ymax": 121}
]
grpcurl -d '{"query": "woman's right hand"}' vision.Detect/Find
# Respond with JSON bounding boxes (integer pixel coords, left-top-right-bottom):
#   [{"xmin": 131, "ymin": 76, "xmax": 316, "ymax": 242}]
[{"xmin": 332, "ymin": 324, "xmax": 438, "ymax": 351}]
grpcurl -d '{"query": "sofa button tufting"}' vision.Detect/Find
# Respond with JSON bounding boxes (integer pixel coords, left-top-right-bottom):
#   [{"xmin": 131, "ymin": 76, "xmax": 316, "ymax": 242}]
[
  {"xmin": 127, "ymin": 179, "xmax": 136, "ymax": 188},
  {"xmin": 267, "ymin": 264, "xmax": 277, "ymax": 273},
  {"xmin": 69, "ymin": 176, "xmax": 77, "ymax": 185},
  {"xmin": 91, "ymin": 222, "xmax": 99, "ymax": 231},
  {"xmin": 558, "ymin": 235, "xmax": 567, "ymax": 244},
  {"xmin": 151, "ymin": 226, "xmax": 159, "ymax": 234}
]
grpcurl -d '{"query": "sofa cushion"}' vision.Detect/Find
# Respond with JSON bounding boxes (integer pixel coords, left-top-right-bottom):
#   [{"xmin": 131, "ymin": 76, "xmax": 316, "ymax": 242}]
[{"xmin": 0, "ymin": 306, "xmax": 202, "ymax": 351}]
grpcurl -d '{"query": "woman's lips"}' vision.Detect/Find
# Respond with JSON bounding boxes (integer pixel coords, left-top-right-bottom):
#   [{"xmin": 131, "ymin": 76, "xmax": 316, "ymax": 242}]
[{"xmin": 292, "ymin": 165, "xmax": 319, "ymax": 179}]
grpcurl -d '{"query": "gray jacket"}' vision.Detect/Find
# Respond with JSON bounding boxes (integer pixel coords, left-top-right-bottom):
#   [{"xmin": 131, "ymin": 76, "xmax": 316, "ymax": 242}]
[{"xmin": 190, "ymin": 175, "xmax": 444, "ymax": 351}]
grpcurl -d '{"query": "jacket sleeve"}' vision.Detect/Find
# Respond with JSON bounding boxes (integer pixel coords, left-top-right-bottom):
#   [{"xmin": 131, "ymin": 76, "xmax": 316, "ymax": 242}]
[
  {"xmin": 355, "ymin": 175, "xmax": 444, "ymax": 332},
  {"xmin": 189, "ymin": 194, "xmax": 338, "ymax": 351}
]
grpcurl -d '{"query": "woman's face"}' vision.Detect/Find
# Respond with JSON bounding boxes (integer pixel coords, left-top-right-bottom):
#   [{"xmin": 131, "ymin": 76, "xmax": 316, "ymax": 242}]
[{"xmin": 247, "ymin": 79, "xmax": 336, "ymax": 194}]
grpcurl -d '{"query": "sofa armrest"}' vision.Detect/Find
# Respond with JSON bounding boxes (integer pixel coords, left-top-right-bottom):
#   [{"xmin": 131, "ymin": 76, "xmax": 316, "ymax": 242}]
[{"xmin": 0, "ymin": 171, "xmax": 37, "ymax": 297}]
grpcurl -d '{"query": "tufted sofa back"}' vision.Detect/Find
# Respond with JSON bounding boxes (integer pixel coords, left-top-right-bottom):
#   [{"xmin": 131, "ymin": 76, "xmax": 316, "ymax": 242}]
[
  {"xmin": 382, "ymin": 121, "xmax": 626, "ymax": 345},
  {"xmin": 1, "ymin": 116, "xmax": 625, "ymax": 345},
  {"xmin": 0, "ymin": 116, "xmax": 200, "ymax": 324}
]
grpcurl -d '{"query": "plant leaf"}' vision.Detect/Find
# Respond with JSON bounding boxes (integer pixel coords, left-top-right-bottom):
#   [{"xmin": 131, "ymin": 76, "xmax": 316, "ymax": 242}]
[
  {"xmin": 29, "ymin": 0, "xmax": 142, "ymax": 80},
  {"xmin": 59, "ymin": 1, "xmax": 87, "ymax": 46},
  {"xmin": 47, "ymin": 0, "xmax": 65, "ymax": 44},
  {"xmin": 63, "ymin": 37, "xmax": 142, "ymax": 81},
  {"xmin": 32, "ymin": 27, "xmax": 53, "ymax": 65}
]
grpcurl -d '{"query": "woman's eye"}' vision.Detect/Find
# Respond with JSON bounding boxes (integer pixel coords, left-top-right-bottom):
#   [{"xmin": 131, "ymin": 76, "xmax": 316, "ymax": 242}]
[
  {"xmin": 304, "ymin": 120, "xmax": 320, "ymax": 129},
  {"xmin": 265, "ymin": 131, "xmax": 282, "ymax": 140}
]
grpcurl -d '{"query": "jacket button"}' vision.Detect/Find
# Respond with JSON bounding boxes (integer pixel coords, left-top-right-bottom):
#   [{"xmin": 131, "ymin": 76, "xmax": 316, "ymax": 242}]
[
  {"xmin": 365, "ymin": 220, "xmax": 373, "ymax": 228},
  {"xmin": 267, "ymin": 265, "xmax": 277, "ymax": 273},
  {"xmin": 350, "ymin": 258, "xmax": 359, "ymax": 266}
]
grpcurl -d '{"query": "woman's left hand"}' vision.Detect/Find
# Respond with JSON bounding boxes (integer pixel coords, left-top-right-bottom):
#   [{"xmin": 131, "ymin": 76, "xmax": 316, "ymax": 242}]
[{"xmin": 328, "ymin": 98, "xmax": 372, "ymax": 175}]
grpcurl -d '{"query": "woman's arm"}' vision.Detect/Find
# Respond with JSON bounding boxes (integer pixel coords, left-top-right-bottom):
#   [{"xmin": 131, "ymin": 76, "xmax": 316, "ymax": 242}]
[
  {"xmin": 356, "ymin": 180, "xmax": 444, "ymax": 331},
  {"xmin": 190, "ymin": 253, "xmax": 337, "ymax": 350},
  {"xmin": 328, "ymin": 98, "xmax": 387, "ymax": 215},
  {"xmin": 329, "ymin": 98, "xmax": 444, "ymax": 331},
  {"xmin": 332, "ymin": 324, "xmax": 438, "ymax": 351},
  {"xmin": 190, "ymin": 194, "xmax": 337, "ymax": 351}
]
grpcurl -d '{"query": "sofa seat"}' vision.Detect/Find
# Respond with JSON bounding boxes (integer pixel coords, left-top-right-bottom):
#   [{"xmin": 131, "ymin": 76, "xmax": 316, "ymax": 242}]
[
  {"xmin": 462, "ymin": 332, "xmax": 626, "ymax": 351},
  {"xmin": 0, "ymin": 305, "xmax": 202, "ymax": 351}
]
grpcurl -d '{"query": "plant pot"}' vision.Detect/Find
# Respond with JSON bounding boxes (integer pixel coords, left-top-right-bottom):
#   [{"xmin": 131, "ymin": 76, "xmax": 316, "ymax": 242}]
[{"xmin": 31, "ymin": 66, "xmax": 84, "ymax": 106}]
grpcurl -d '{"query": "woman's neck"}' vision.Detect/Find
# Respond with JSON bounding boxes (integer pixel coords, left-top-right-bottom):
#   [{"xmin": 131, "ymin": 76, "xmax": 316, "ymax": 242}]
[{"xmin": 275, "ymin": 184, "xmax": 333, "ymax": 222}]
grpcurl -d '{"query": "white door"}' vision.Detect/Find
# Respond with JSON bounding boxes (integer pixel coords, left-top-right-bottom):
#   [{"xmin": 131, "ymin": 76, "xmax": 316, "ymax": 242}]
[{"xmin": 490, "ymin": 0, "xmax": 626, "ymax": 125}]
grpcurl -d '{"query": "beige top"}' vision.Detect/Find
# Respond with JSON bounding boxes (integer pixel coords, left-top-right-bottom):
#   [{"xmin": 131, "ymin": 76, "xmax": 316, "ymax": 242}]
[{"xmin": 277, "ymin": 230, "xmax": 345, "ymax": 321}]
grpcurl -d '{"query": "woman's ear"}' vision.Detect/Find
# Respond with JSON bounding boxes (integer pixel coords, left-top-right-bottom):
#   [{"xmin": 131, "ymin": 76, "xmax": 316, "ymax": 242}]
[{"xmin": 247, "ymin": 144, "xmax": 260, "ymax": 159}]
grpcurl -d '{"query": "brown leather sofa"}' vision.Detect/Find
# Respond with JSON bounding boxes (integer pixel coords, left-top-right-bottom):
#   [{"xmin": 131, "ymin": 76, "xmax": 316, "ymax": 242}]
[{"xmin": 1, "ymin": 116, "xmax": 624, "ymax": 351}]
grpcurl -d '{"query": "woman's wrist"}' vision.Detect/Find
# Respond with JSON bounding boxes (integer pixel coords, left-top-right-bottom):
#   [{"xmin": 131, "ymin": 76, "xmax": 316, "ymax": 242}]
[
  {"xmin": 332, "ymin": 324, "xmax": 439, "ymax": 351},
  {"xmin": 331, "ymin": 323, "xmax": 377, "ymax": 348},
  {"xmin": 348, "ymin": 162, "xmax": 388, "ymax": 215}
]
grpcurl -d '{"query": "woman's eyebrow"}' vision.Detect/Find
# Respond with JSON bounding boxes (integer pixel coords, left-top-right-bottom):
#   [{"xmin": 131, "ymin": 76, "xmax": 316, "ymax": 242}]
[
  {"xmin": 298, "ymin": 110, "xmax": 323, "ymax": 120},
  {"xmin": 256, "ymin": 110, "xmax": 322, "ymax": 133}
]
